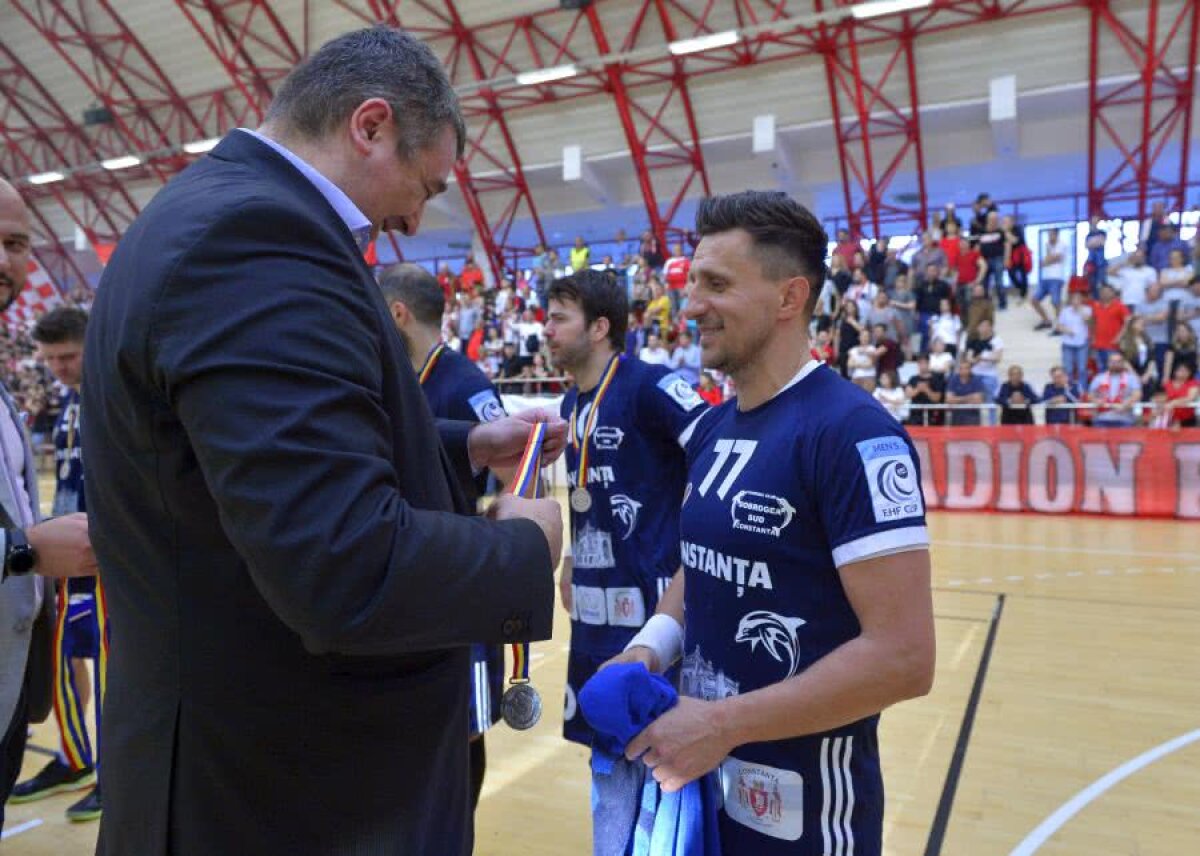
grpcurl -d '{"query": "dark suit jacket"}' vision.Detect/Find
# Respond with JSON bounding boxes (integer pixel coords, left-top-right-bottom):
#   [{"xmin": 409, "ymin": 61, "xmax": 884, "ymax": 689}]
[{"xmin": 82, "ymin": 131, "xmax": 554, "ymax": 855}]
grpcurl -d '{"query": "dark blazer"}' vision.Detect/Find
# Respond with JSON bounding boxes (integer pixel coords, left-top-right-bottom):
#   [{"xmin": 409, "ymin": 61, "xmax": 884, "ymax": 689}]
[{"xmin": 82, "ymin": 131, "xmax": 554, "ymax": 855}]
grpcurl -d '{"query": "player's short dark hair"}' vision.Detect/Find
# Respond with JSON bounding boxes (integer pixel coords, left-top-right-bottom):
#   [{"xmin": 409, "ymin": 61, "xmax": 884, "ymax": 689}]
[
  {"xmin": 548, "ymin": 269, "xmax": 627, "ymax": 353},
  {"xmin": 695, "ymin": 190, "xmax": 828, "ymax": 320},
  {"xmin": 32, "ymin": 306, "xmax": 87, "ymax": 344},
  {"xmin": 378, "ymin": 263, "xmax": 444, "ymax": 327}
]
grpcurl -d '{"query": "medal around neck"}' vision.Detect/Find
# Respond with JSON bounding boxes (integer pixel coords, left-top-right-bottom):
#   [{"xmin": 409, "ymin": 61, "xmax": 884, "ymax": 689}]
[
  {"xmin": 570, "ymin": 486, "xmax": 592, "ymax": 513},
  {"xmin": 500, "ymin": 682, "xmax": 542, "ymax": 731}
]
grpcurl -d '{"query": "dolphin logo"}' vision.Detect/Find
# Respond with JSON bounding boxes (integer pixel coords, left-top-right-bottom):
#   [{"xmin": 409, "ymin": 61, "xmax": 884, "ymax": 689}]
[
  {"xmin": 735, "ymin": 611, "xmax": 807, "ymax": 678},
  {"xmin": 610, "ymin": 494, "xmax": 642, "ymax": 540}
]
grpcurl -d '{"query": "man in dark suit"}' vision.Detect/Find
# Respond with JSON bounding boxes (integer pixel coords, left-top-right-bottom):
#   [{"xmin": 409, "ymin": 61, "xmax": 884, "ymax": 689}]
[
  {"xmin": 0, "ymin": 178, "xmax": 97, "ymax": 831},
  {"xmin": 379, "ymin": 262, "xmax": 508, "ymax": 814},
  {"xmin": 81, "ymin": 29, "xmax": 564, "ymax": 855}
]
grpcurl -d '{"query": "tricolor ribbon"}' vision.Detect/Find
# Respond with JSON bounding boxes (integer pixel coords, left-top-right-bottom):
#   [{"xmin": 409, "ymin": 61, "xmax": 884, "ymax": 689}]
[
  {"xmin": 569, "ymin": 354, "xmax": 620, "ymax": 493},
  {"xmin": 418, "ymin": 342, "xmax": 447, "ymax": 386},
  {"xmin": 507, "ymin": 421, "xmax": 546, "ymax": 683}
]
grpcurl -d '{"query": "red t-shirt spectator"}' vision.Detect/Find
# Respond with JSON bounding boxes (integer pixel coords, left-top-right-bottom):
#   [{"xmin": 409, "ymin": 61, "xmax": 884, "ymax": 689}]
[
  {"xmin": 697, "ymin": 384, "xmax": 723, "ymax": 406},
  {"xmin": 1089, "ymin": 298, "xmax": 1130, "ymax": 350},
  {"xmin": 1164, "ymin": 378, "xmax": 1200, "ymax": 424},
  {"xmin": 437, "ymin": 271, "xmax": 456, "ymax": 301},
  {"xmin": 956, "ymin": 248, "xmax": 982, "ymax": 285},
  {"xmin": 460, "ymin": 263, "xmax": 484, "ymax": 296},
  {"xmin": 663, "ymin": 255, "xmax": 691, "ymax": 292},
  {"xmin": 940, "ymin": 236, "xmax": 961, "ymax": 271},
  {"xmin": 835, "ymin": 240, "xmax": 859, "ymax": 270},
  {"xmin": 811, "ymin": 342, "xmax": 836, "ymax": 367}
]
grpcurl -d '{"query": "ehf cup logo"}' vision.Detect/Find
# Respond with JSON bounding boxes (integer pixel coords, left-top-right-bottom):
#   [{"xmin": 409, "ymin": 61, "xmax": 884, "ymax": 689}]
[
  {"xmin": 875, "ymin": 459, "xmax": 917, "ymax": 504},
  {"xmin": 735, "ymin": 611, "xmax": 807, "ymax": 678},
  {"xmin": 609, "ymin": 494, "xmax": 642, "ymax": 540}
]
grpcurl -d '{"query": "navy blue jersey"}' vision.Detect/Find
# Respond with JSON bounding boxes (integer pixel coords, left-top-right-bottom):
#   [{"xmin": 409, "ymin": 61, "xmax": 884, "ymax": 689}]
[
  {"xmin": 53, "ymin": 389, "xmax": 93, "ymax": 597},
  {"xmin": 52, "ymin": 389, "xmax": 84, "ymax": 514},
  {"xmin": 421, "ymin": 344, "xmax": 506, "ymax": 426},
  {"xmin": 560, "ymin": 356, "xmax": 706, "ymax": 744},
  {"xmin": 680, "ymin": 360, "xmax": 928, "ymax": 854},
  {"xmin": 417, "ymin": 343, "xmax": 507, "ymax": 736}
]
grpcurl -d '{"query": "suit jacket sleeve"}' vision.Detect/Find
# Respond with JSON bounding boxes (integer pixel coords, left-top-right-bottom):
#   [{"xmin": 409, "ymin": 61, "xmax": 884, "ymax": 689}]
[
  {"xmin": 435, "ymin": 419, "xmax": 476, "ymax": 500},
  {"xmin": 150, "ymin": 201, "xmax": 552, "ymax": 657}
]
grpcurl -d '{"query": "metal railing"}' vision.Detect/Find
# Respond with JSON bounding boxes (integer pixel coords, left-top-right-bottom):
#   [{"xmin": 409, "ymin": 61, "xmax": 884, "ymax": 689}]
[{"xmin": 901, "ymin": 400, "xmax": 1198, "ymax": 426}]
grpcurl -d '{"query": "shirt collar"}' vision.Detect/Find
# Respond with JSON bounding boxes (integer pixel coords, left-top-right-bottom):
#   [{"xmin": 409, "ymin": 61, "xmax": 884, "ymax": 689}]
[{"xmin": 238, "ymin": 128, "xmax": 374, "ymax": 251}]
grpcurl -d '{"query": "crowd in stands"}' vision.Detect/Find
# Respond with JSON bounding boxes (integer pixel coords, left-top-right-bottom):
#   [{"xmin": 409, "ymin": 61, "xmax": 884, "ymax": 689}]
[{"xmin": 417, "ymin": 195, "xmax": 1199, "ymax": 429}]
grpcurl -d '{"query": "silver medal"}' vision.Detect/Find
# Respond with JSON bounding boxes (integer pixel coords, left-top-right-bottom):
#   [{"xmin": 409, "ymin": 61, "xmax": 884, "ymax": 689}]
[
  {"xmin": 501, "ymin": 683, "xmax": 542, "ymax": 731},
  {"xmin": 569, "ymin": 487, "xmax": 593, "ymax": 514}
]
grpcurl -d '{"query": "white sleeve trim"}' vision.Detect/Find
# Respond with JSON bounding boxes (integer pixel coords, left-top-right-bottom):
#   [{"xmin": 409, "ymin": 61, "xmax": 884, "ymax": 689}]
[{"xmin": 832, "ymin": 526, "xmax": 929, "ymax": 569}]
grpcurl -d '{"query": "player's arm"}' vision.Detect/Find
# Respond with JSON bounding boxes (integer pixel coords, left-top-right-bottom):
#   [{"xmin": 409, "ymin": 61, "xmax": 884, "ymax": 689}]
[{"xmin": 628, "ymin": 550, "xmax": 933, "ymax": 792}]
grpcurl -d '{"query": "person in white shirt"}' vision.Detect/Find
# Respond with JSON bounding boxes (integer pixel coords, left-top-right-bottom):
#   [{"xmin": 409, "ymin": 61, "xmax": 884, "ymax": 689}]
[
  {"xmin": 1088, "ymin": 352, "xmax": 1142, "ymax": 427},
  {"xmin": 515, "ymin": 308, "xmax": 544, "ymax": 365},
  {"xmin": 1109, "ymin": 249, "xmax": 1157, "ymax": 310},
  {"xmin": 847, "ymin": 327, "xmax": 879, "ymax": 391},
  {"xmin": 928, "ymin": 336, "xmax": 955, "ymax": 376},
  {"xmin": 1032, "ymin": 227, "xmax": 1070, "ymax": 330},
  {"xmin": 1055, "ymin": 289, "xmax": 1093, "ymax": 386},
  {"xmin": 872, "ymin": 369, "xmax": 908, "ymax": 421},
  {"xmin": 638, "ymin": 332, "xmax": 670, "ymax": 365},
  {"xmin": 1159, "ymin": 248, "xmax": 1193, "ymax": 292},
  {"xmin": 929, "ymin": 298, "xmax": 962, "ymax": 355}
]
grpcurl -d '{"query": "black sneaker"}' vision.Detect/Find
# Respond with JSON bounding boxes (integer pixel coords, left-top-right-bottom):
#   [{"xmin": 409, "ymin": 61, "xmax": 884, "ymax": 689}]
[
  {"xmin": 8, "ymin": 759, "xmax": 95, "ymax": 803},
  {"xmin": 66, "ymin": 784, "xmax": 102, "ymax": 823},
  {"xmin": 1034, "ymin": 321, "xmax": 1052, "ymax": 331}
]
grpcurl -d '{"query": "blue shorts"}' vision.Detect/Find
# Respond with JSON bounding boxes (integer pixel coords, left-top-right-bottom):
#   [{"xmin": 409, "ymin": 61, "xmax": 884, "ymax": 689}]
[
  {"xmin": 1035, "ymin": 278, "xmax": 1064, "ymax": 306},
  {"xmin": 62, "ymin": 593, "xmax": 100, "ymax": 660},
  {"xmin": 469, "ymin": 643, "xmax": 504, "ymax": 736}
]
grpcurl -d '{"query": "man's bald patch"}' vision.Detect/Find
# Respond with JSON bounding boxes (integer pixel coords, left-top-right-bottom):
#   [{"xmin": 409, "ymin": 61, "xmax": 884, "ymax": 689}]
[{"xmin": 0, "ymin": 178, "xmax": 30, "ymax": 228}]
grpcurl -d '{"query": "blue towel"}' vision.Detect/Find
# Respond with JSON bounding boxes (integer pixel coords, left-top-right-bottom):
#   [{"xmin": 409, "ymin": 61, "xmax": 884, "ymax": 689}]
[{"xmin": 580, "ymin": 664, "xmax": 722, "ymax": 856}]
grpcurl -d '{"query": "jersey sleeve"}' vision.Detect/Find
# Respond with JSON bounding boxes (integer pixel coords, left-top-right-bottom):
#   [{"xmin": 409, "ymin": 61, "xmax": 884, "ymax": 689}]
[
  {"xmin": 811, "ymin": 404, "xmax": 929, "ymax": 569},
  {"xmin": 636, "ymin": 366, "xmax": 709, "ymax": 449}
]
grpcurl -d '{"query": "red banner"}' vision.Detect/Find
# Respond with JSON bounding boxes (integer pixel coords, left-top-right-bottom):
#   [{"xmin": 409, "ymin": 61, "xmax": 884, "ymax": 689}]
[{"xmin": 909, "ymin": 426, "xmax": 1200, "ymax": 519}]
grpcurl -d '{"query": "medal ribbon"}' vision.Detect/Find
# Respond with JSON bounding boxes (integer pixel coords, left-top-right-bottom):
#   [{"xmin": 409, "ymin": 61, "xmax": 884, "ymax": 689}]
[
  {"xmin": 418, "ymin": 342, "xmax": 446, "ymax": 385},
  {"xmin": 568, "ymin": 354, "xmax": 620, "ymax": 492},
  {"xmin": 507, "ymin": 422, "xmax": 546, "ymax": 684}
]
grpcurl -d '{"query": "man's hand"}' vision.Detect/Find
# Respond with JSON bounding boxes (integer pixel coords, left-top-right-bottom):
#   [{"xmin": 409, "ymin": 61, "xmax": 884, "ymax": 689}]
[
  {"xmin": 487, "ymin": 495, "xmax": 563, "ymax": 569},
  {"xmin": 28, "ymin": 513, "xmax": 97, "ymax": 579},
  {"xmin": 468, "ymin": 410, "xmax": 568, "ymax": 482},
  {"xmin": 625, "ymin": 697, "xmax": 735, "ymax": 793},
  {"xmin": 559, "ymin": 555, "xmax": 574, "ymax": 613}
]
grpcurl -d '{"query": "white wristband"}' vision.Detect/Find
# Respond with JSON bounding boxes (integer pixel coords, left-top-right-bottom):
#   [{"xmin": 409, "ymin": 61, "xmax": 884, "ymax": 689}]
[{"xmin": 624, "ymin": 613, "xmax": 684, "ymax": 671}]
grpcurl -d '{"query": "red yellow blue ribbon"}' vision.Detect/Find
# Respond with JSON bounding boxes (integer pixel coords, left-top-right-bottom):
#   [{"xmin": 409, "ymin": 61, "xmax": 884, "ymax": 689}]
[
  {"xmin": 418, "ymin": 342, "xmax": 446, "ymax": 386},
  {"xmin": 568, "ymin": 354, "xmax": 620, "ymax": 492},
  {"xmin": 507, "ymin": 422, "xmax": 546, "ymax": 683}
]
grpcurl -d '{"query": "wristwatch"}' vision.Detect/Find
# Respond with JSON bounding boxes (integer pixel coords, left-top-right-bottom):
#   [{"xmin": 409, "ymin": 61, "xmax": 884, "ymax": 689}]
[{"xmin": 3, "ymin": 528, "xmax": 37, "ymax": 579}]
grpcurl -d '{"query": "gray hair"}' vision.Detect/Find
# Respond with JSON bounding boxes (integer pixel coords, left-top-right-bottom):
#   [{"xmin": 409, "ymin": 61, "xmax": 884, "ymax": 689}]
[
  {"xmin": 266, "ymin": 26, "xmax": 466, "ymax": 160},
  {"xmin": 379, "ymin": 263, "xmax": 445, "ymax": 327}
]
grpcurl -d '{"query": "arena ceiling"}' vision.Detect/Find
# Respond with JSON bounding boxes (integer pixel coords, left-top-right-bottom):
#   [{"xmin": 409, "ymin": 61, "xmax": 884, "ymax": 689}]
[{"xmin": 0, "ymin": 0, "xmax": 1195, "ymax": 289}]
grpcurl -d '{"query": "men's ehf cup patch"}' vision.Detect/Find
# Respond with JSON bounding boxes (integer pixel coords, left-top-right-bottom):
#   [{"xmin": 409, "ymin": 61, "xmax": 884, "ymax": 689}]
[{"xmin": 856, "ymin": 436, "xmax": 924, "ymax": 523}]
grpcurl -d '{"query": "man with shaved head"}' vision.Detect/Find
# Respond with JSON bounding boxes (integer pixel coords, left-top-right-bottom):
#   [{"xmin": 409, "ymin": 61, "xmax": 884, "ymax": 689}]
[{"xmin": 0, "ymin": 178, "xmax": 98, "ymax": 828}]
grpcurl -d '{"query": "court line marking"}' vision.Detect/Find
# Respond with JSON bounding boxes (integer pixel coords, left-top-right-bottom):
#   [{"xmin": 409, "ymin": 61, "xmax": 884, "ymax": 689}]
[
  {"xmin": 944, "ymin": 565, "xmax": 1197, "ymax": 587},
  {"xmin": 933, "ymin": 539, "xmax": 1195, "ymax": 560},
  {"xmin": 924, "ymin": 594, "xmax": 1005, "ymax": 856},
  {"xmin": 1, "ymin": 818, "xmax": 44, "ymax": 840},
  {"xmin": 1009, "ymin": 728, "xmax": 1200, "ymax": 856}
]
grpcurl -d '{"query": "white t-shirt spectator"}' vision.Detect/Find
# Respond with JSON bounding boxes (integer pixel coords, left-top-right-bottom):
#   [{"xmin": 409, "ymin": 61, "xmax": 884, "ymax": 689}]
[
  {"xmin": 873, "ymin": 386, "xmax": 909, "ymax": 421},
  {"xmin": 1160, "ymin": 266, "xmax": 1192, "ymax": 291},
  {"xmin": 848, "ymin": 345, "xmax": 877, "ymax": 379},
  {"xmin": 1114, "ymin": 263, "xmax": 1156, "ymax": 307},
  {"xmin": 668, "ymin": 343, "xmax": 702, "ymax": 386},
  {"xmin": 1041, "ymin": 236, "xmax": 1070, "ymax": 280},
  {"xmin": 930, "ymin": 312, "xmax": 962, "ymax": 350},
  {"xmin": 639, "ymin": 345, "xmax": 670, "ymax": 365},
  {"xmin": 929, "ymin": 351, "xmax": 955, "ymax": 376},
  {"xmin": 516, "ymin": 320, "xmax": 544, "ymax": 358},
  {"xmin": 1056, "ymin": 304, "xmax": 1091, "ymax": 347}
]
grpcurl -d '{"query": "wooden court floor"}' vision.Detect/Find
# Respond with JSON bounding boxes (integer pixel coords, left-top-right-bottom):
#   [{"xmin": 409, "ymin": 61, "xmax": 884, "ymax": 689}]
[{"xmin": 4, "ymin": 510, "xmax": 1198, "ymax": 855}]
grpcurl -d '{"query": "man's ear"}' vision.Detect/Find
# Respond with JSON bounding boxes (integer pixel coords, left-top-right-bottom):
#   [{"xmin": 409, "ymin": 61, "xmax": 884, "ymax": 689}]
[
  {"xmin": 778, "ymin": 275, "xmax": 811, "ymax": 322},
  {"xmin": 390, "ymin": 300, "xmax": 410, "ymax": 328}
]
